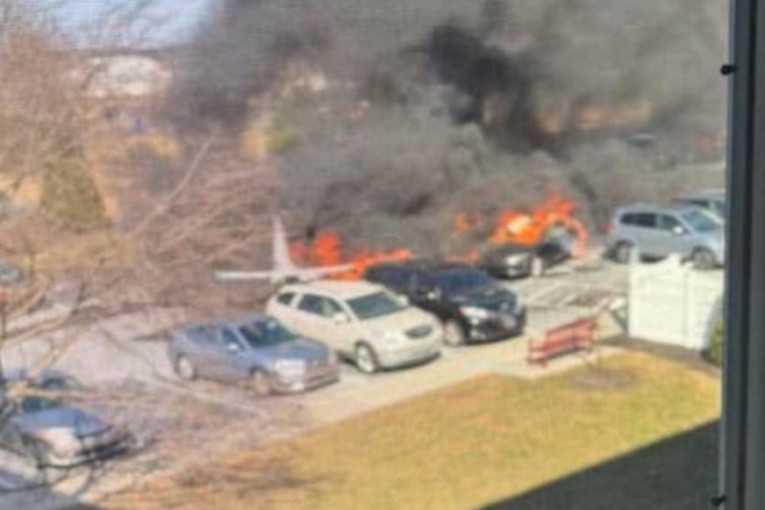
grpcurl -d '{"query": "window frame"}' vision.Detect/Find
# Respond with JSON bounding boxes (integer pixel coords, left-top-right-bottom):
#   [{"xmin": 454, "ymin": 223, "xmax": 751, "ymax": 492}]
[
  {"xmin": 658, "ymin": 213, "xmax": 685, "ymax": 233},
  {"xmin": 297, "ymin": 293, "xmax": 323, "ymax": 315},
  {"xmin": 297, "ymin": 293, "xmax": 345, "ymax": 319},
  {"xmin": 219, "ymin": 327, "xmax": 245, "ymax": 351},
  {"xmin": 187, "ymin": 325, "xmax": 217, "ymax": 345},
  {"xmin": 721, "ymin": 0, "xmax": 765, "ymax": 507},
  {"xmin": 634, "ymin": 212, "xmax": 658, "ymax": 229},
  {"xmin": 276, "ymin": 292, "xmax": 296, "ymax": 306}
]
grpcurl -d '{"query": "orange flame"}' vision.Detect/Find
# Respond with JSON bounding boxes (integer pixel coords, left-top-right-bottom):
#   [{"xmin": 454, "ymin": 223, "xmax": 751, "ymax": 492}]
[
  {"xmin": 453, "ymin": 190, "xmax": 589, "ymax": 259},
  {"xmin": 290, "ymin": 232, "xmax": 413, "ymax": 280},
  {"xmin": 290, "ymin": 190, "xmax": 587, "ymax": 281}
]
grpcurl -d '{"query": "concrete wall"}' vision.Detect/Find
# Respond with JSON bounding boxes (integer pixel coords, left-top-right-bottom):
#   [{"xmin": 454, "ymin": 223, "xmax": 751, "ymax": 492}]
[{"xmin": 628, "ymin": 255, "xmax": 723, "ymax": 350}]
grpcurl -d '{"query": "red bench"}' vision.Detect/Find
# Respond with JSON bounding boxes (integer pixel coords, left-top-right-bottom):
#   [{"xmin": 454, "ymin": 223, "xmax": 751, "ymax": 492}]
[{"xmin": 527, "ymin": 317, "xmax": 596, "ymax": 366}]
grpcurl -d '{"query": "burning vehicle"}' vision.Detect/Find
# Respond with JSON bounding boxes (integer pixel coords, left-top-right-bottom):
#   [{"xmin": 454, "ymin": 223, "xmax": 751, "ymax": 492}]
[
  {"xmin": 452, "ymin": 191, "xmax": 588, "ymax": 277},
  {"xmin": 285, "ymin": 191, "xmax": 587, "ymax": 281},
  {"xmin": 476, "ymin": 234, "xmax": 572, "ymax": 279}
]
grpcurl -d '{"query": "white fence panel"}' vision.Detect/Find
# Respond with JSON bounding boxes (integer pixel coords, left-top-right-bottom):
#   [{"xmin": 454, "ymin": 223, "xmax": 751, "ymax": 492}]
[{"xmin": 628, "ymin": 255, "xmax": 723, "ymax": 350}]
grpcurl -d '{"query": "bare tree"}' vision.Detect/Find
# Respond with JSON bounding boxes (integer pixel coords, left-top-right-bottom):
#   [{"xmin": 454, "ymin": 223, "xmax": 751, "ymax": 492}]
[{"xmin": 0, "ymin": 2, "xmax": 284, "ymax": 502}]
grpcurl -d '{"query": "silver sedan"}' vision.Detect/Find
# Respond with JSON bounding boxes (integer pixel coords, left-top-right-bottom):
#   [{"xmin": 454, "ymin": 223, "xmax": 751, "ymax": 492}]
[{"xmin": 167, "ymin": 315, "xmax": 340, "ymax": 394}]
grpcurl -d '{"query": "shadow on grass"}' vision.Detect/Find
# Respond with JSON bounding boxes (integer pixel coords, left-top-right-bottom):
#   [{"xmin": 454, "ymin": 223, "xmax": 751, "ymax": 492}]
[{"xmin": 478, "ymin": 421, "xmax": 718, "ymax": 510}]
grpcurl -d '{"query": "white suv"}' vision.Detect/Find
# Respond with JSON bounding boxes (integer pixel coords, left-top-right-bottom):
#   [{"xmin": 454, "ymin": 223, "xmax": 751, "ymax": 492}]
[{"xmin": 266, "ymin": 280, "xmax": 442, "ymax": 374}]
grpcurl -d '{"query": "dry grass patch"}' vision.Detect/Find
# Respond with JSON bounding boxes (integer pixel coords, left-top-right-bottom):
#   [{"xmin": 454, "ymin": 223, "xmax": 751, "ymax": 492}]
[{"xmin": 102, "ymin": 352, "xmax": 720, "ymax": 510}]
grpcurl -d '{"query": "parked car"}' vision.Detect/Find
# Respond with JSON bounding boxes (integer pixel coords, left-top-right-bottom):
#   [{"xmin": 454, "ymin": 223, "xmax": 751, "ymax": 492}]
[
  {"xmin": 607, "ymin": 203, "xmax": 725, "ymax": 269},
  {"xmin": 365, "ymin": 261, "xmax": 526, "ymax": 346},
  {"xmin": 265, "ymin": 280, "xmax": 442, "ymax": 374},
  {"xmin": 673, "ymin": 189, "xmax": 726, "ymax": 222},
  {"xmin": 168, "ymin": 314, "xmax": 340, "ymax": 394},
  {"xmin": 0, "ymin": 370, "xmax": 130, "ymax": 469},
  {"xmin": 477, "ymin": 227, "xmax": 574, "ymax": 278}
]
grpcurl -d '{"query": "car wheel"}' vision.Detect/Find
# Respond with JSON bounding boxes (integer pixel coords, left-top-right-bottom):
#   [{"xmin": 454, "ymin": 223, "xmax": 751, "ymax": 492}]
[
  {"xmin": 613, "ymin": 242, "xmax": 634, "ymax": 264},
  {"xmin": 692, "ymin": 248, "xmax": 717, "ymax": 270},
  {"xmin": 443, "ymin": 320, "xmax": 467, "ymax": 347},
  {"xmin": 250, "ymin": 369, "xmax": 272, "ymax": 395},
  {"xmin": 530, "ymin": 256, "xmax": 545, "ymax": 277},
  {"xmin": 174, "ymin": 356, "xmax": 197, "ymax": 381},
  {"xmin": 355, "ymin": 343, "xmax": 380, "ymax": 374}
]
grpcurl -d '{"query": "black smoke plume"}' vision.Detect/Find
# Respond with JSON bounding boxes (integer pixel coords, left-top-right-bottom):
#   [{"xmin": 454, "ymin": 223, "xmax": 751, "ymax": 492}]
[{"xmin": 169, "ymin": 0, "xmax": 728, "ymax": 248}]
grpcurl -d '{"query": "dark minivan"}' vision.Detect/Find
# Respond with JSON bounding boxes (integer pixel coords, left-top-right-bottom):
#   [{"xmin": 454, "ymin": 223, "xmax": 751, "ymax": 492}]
[{"xmin": 365, "ymin": 261, "xmax": 526, "ymax": 346}]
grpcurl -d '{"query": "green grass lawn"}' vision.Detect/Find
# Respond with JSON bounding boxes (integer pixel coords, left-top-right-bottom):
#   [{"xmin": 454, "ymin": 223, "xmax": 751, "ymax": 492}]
[{"xmin": 105, "ymin": 352, "xmax": 720, "ymax": 510}]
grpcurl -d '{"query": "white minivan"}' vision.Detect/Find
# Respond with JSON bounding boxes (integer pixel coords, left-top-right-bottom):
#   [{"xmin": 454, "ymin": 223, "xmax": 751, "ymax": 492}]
[{"xmin": 266, "ymin": 280, "xmax": 442, "ymax": 374}]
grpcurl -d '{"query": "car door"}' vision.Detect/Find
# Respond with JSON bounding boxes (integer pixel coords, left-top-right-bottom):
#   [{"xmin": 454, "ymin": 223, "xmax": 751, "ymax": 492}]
[
  {"xmin": 267, "ymin": 291, "xmax": 304, "ymax": 331},
  {"xmin": 294, "ymin": 294, "xmax": 356, "ymax": 354},
  {"xmin": 407, "ymin": 271, "xmax": 439, "ymax": 311},
  {"xmin": 184, "ymin": 325, "xmax": 225, "ymax": 380},
  {"xmin": 293, "ymin": 294, "xmax": 337, "ymax": 343},
  {"xmin": 214, "ymin": 327, "xmax": 250, "ymax": 382},
  {"xmin": 614, "ymin": 211, "xmax": 640, "ymax": 245},
  {"xmin": 323, "ymin": 297, "xmax": 360, "ymax": 355},
  {"xmin": 630, "ymin": 212, "xmax": 661, "ymax": 256},
  {"xmin": 655, "ymin": 213, "xmax": 692, "ymax": 257}
]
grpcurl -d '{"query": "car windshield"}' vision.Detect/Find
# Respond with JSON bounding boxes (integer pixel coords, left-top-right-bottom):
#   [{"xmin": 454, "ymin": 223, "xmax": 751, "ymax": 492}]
[
  {"xmin": 347, "ymin": 292, "xmax": 406, "ymax": 320},
  {"xmin": 239, "ymin": 319, "xmax": 297, "ymax": 348},
  {"xmin": 20, "ymin": 396, "xmax": 61, "ymax": 414},
  {"xmin": 432, "ymin": 269, "xmax": 495, "ymax": 294},
  {"xmin": 711, "ymin": 199, "xmax": 726, "ymax": 219},
  {"xmin": 681, "ymin": 208, "xmax": 723, "ymax": 233}
]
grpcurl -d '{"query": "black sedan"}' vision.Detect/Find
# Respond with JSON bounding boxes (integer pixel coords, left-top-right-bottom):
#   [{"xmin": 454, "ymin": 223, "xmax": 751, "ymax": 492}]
[{"xmin": 366, "ymin": 262, "xmax": 526, "ymax": 346}]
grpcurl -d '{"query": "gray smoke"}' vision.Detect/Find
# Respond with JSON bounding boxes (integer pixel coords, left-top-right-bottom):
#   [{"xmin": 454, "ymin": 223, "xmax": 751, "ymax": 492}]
[{"xmin": 170, "ymin": 0, "xmax": 727, "ymax": 249}]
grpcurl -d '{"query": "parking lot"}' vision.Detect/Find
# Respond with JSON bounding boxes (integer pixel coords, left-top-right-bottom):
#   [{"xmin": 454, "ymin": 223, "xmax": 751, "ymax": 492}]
[{"xmin": 0, "ymin": 256, "xmax": 630, "ymax": 508}]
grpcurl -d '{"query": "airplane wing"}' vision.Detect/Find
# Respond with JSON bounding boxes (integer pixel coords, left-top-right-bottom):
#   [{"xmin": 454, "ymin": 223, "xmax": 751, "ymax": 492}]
[
  {"xmin": 214, "ymin": 270, "xmax": 285, "ymax": 282},
  {"xmin": 293, "ymin": 264, "xmax": 355, "ymax": 278},
  {"xmin": 214, "ymin": 264, "xmax": 355, "ymax": 283}
]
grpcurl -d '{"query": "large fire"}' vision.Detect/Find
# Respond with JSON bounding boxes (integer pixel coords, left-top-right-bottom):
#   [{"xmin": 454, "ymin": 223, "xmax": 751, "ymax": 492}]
[
  {"xmin": 290, "ymin": 232, "xmax": 413, "ymax": 280},
  {"xmin": 290, "ymin": 191, "xmax": 587, "ymax": 280},
  {"xmin": 454, "ymin": 191, "xmax": 588, "ymax": 260}
]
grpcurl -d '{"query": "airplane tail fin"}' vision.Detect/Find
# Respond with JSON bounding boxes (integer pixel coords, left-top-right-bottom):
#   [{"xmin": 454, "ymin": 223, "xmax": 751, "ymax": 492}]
[
  {"xmin": 272, "ymin": 215, "xmax": 297, "ymax": 274},
  {"xmin": 214, "ymin": 214, "xmax": 354, "ymax": 284}
]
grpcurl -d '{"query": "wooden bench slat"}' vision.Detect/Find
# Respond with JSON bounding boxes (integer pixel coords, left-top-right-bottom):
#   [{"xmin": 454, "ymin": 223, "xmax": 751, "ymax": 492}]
[{"xmin": 527, "ymin": 317, "xmax": 596, "ymax": 366}]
